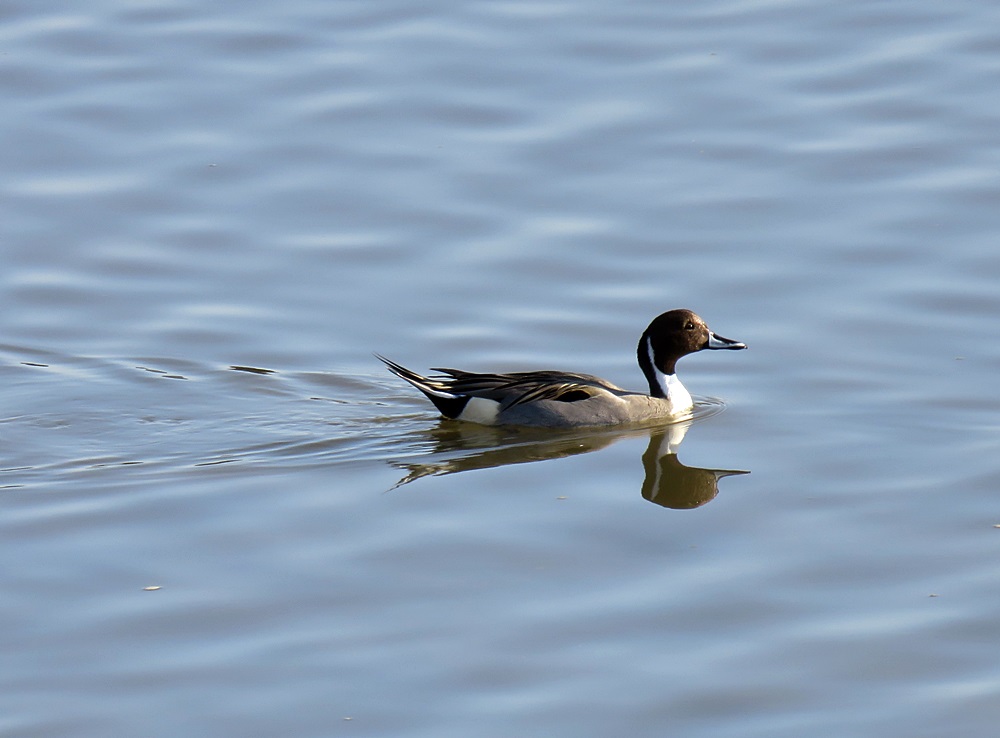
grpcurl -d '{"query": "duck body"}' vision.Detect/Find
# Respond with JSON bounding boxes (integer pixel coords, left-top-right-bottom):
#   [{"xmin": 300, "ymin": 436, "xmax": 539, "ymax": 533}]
[{"xmin": 378, "ymin": 309, "xmax": 745, "ymax": 428}]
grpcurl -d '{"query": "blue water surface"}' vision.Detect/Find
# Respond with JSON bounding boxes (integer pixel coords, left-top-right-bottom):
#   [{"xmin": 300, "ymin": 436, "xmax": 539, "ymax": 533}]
[{"xmin": 3, "ymin": 1, "xmax": 1000, "ymax": 736}]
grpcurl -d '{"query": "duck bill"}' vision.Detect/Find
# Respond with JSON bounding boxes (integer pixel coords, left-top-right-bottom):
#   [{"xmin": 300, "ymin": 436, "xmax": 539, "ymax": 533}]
[{"xmin": 706, "ymin": 332, "xmax": 747, "ymax": 350}]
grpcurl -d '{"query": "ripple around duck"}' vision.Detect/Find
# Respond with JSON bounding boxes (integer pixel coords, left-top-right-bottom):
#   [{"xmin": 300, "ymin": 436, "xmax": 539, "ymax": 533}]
[{"xmin": 1, "ymin": 342, "xmax": 735, "ymax": 492}]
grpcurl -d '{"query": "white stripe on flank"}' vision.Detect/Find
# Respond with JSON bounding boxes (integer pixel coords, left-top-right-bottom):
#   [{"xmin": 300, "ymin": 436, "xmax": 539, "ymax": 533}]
[{"xmin": 457, "ymin": 396, "xmax": 500, "ymax": 425}]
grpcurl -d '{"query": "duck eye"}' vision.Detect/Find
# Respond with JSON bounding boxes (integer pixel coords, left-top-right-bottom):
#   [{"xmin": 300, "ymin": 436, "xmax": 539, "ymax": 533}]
[{"xmin": 684, "ymin": 322, "xmax": 695, "ymax": 331}]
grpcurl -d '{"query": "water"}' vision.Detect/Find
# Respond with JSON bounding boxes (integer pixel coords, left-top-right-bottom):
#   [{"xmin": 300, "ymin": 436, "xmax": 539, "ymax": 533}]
[{"xmin": 3, "ymin": 1, "xmax": 1000, "ymax": 736}]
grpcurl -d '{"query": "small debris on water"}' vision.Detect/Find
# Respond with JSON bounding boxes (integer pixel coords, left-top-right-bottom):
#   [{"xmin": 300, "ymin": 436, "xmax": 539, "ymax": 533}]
[{"xmin": 229, "ymin": 365, "xmax": 276, "ymax": 375}]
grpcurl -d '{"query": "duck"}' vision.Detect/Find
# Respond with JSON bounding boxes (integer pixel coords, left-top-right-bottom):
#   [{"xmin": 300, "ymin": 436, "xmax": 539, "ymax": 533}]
[{"xmin": 377, "ymin": 309, "xmax": 746, "ymax": 428}]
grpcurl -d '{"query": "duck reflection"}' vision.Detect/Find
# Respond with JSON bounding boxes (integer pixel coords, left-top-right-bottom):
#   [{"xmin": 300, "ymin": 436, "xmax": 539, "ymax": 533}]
[
  {"xmin": 389, "ymin": 417, "xmax": 748, "ymax": 509},
  {"xmin": 638, "ymin": 424, "xmax": 749, "ymax": 508}
]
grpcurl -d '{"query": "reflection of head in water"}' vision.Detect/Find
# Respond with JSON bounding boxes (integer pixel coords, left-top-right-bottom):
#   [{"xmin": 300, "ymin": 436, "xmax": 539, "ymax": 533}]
[{"xmin": 641, "ymin": 430, "xmax": 749, "ymax": 509}]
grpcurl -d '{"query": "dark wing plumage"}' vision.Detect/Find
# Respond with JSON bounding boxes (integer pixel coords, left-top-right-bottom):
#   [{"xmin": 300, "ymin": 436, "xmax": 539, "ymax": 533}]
[
  {"xmin": 429, "ymin": 367, "xmax": 622, "ymax": 409},
  {"xmin": 377, "ymin": 354, "xmax": 627, "ymax": 418}
]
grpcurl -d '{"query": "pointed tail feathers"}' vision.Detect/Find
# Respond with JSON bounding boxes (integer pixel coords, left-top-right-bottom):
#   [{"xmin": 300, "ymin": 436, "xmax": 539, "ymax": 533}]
[{"xmin": 375, "ymin": 354, "xmax": 470, "ymax": 418}]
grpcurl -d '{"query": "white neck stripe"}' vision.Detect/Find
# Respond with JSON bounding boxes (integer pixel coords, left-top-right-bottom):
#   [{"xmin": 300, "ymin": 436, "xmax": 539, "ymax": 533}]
[
  {"xmin": 646, "ymin": 336, "xmax": 670, "ymax": 397},
  {"xmin": 647, "ymin": 336, "xmax": 692, "ymax": 411}
]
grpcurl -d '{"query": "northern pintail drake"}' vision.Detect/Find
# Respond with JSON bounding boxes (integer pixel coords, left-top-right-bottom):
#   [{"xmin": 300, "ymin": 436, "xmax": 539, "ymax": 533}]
[{"xmin": 377, "ymin": 309, "xmax": 746, "ymax": 428}]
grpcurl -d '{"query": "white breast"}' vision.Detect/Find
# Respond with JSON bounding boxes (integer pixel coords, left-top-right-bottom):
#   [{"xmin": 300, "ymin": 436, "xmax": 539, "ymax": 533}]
[{"xmin": 663, "ymin": 373, "xmax": 693, "ymax": 413}]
